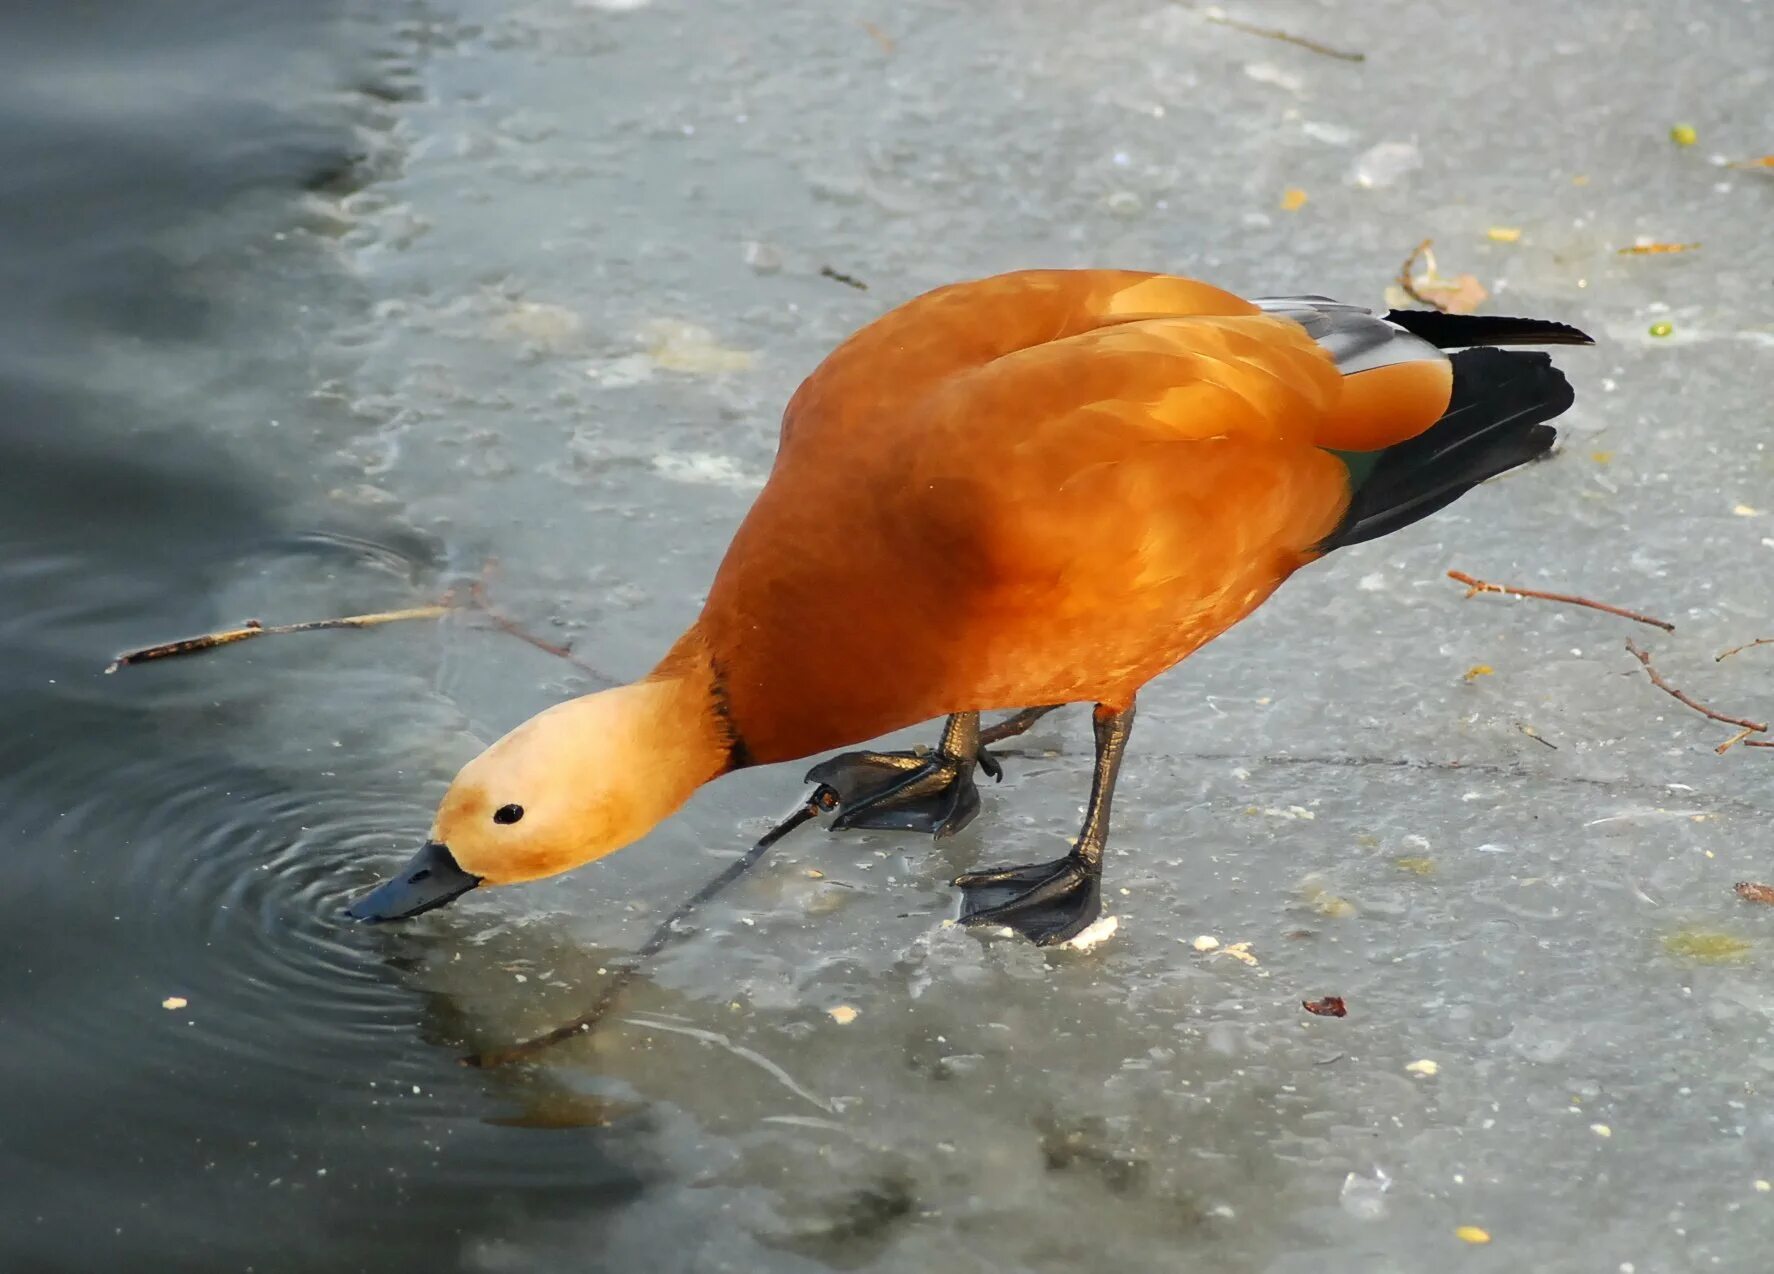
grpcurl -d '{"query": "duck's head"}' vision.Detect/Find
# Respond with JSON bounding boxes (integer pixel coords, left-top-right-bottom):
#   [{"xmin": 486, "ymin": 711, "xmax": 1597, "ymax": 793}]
[{"xmin": 346, "ymin": 675, "xmax": 728, "ymax": 922}]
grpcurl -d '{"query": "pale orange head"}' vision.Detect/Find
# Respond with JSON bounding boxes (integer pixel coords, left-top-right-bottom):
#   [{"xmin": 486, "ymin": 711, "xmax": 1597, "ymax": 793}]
[{"xmin": 346, "ymin": 674, "xmax": 728, "ymax": 921}]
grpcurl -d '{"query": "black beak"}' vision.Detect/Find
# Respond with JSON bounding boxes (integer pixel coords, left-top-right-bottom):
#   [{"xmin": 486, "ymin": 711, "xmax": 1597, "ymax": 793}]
[{"xmin": 346, "ymin": 841, "xmax": 481, "ymax": 922}]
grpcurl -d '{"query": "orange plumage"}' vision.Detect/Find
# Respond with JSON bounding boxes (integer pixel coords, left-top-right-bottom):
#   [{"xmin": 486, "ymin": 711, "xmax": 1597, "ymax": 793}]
[
  {"xmin": 352, "ymin": 269, "xmax": 1589, "ymax": 943},
  {"xmin": 688, "ymin": 269, "xmax": 1451, "ymax": 763}
]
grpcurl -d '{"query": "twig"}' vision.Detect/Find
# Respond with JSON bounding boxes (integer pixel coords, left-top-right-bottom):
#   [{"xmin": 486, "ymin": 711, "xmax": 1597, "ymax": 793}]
[
  {"xmin": 1447, "ymin": 570, "xmax": 1675, "ymax": 632},
  {"xmin": 1717, "ymin": 637, "xmax": 1774, "ymax": 662},
  {"xmin": 465, "ymin": 577, "xmax": 602, "ymax": 675},
  {"xmin": 105, "ymin": 605, "xmax": 450, "ymax": 672},
  {"xmin": 1200, "ymin": 8, "xmax": 1365, "ymax": 62},
  {"xmin": 464, "ymin": 786, "xmax": 838, "ymax": 1069},
  {"xmin": 108, "ymin": 563, "xmax": 612, "ymax": 681},
  {"xmin": 1623, "ymin": 639, "xmax": 1768, "ymax": 753},
  {"xmin": 819, "ymin": 265, "xmax": 868, "ymax": 291},
  {"xmin": 1397, "ymin": 239, "xmax": 1443, "ymax": 311}
]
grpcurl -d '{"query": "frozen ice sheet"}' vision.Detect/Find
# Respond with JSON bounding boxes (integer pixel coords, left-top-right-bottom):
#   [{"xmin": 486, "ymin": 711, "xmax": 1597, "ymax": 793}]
[{"xmin": 314, "ymin": 0, "xmax": 1774, "ymax": 1268}]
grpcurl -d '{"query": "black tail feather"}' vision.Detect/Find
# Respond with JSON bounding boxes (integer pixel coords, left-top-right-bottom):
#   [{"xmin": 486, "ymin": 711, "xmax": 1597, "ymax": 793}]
[
  {"xmin": 1384, "ymin": 309, "xmax": 1594, "ymax": 349},
  {"xmin": 1320, "ymin": 347, "xmax": 1571, "ymax": 552}
]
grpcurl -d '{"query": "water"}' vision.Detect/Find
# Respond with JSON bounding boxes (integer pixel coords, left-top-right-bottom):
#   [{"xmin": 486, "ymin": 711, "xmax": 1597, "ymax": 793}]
[
  {"xmin": 5, "ymin": 1, "xmax": 1774, "ymax": 1271},
  {"xmin": 1, "ymin": 5, "xmax": 648, "ymax": 1271}
]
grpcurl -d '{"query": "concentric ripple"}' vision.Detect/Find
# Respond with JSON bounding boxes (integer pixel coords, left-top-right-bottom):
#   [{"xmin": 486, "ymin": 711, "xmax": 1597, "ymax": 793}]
[{"xmin": 12, "ymin": 741, "xmax": 449, "ymax": 1091}]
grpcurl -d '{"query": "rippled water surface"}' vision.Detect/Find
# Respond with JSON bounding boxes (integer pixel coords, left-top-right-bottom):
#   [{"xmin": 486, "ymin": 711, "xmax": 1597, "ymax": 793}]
[
  {"xmin": 6, "ymin": 1, "xmax": 1774, "ymax": 1271},
  {"xmin": 1, "ymin": 5, "xmax": 654, "ymax": 1270}
]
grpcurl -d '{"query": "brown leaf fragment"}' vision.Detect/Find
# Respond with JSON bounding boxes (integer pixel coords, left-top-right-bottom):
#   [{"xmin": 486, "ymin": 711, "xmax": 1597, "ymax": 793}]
[
  {"xmin": 1394, "ymin": 239, "xmax": 1486, "ymax": 313},
  {"xmin": 1734, "ymin": 882, "xmax": 1774, "ymax": 905},
  {"xmin": 1303, "ymin": 995, "xmax": 1348, "ymax": 1017}
]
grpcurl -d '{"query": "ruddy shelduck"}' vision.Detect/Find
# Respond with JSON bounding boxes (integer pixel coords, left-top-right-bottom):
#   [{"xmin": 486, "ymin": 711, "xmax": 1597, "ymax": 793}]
[{"xmin": 348, "ymin": 270, "xmax": 1590, "ymax": 944}]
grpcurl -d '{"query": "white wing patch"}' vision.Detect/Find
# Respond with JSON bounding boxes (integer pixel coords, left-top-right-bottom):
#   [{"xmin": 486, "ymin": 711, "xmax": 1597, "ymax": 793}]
[{"xmin": 1255, "ymin": 295, "xmax": 1445, "ymax": 376}]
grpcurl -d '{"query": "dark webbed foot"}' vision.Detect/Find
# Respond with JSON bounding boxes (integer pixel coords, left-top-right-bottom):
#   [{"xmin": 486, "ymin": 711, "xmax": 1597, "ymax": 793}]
[
  {"xmin": 954, "ymin": 854, "xmax": 1101, "ymax": 945},
  {"xmin": 806, "ymin": 709, "xmax": 1058, "ymax": 840},
  {"xmin": 805, "ymin": 747, "xmax": 987, "ymax": 838},
  {"xmin": 952, "ymin": 700, "xmax": 1135, "ymax": 947}
]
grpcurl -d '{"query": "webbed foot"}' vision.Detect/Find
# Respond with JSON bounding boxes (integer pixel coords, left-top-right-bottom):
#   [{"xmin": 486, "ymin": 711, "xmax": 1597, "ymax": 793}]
[
  {"xmin": 805, "ymin": 747, "xmax": 990, "ymax": 838},
  {"xmin": 953, "ymin": 853, "xmax": 1102, "ymax": 946}
]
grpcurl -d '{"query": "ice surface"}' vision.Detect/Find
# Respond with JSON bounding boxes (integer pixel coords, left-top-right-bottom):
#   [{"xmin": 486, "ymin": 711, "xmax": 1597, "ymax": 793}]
[{"xmin": 302, "ymin": 0, "xmax": 1774, "ymax": 1268}]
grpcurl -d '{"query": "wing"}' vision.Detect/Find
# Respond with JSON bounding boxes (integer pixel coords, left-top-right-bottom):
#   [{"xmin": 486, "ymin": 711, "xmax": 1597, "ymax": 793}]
[
  {"xmin": 757, "ymin": 279, "xmax": 1462, "ymax": 625},
  {"xmin": 883, "ymin": 298, "xmax": 1457, "ymax": 578},
  {"xmin": 778, "ymin": 270, "xmax": 1261, "ymax": 455},
  {"xmin": 782, "ymin": 272, "xmax": 1454, "ymax": 460},
  {"xmin": 702, "ymin": 277, "xmax": 1463, "ymax": 755}
]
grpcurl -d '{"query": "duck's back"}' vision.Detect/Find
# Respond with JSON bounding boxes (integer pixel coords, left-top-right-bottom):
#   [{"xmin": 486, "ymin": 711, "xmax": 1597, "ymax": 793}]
[{"xmin": 695, "ymin": 270, "xmax": 1458, "ymax": 763}]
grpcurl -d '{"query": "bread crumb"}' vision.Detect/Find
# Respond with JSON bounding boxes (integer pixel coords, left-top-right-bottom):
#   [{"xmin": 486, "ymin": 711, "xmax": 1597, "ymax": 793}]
[
  {"xmin": 161, "ymin": 996, "xmax": 188, "ymax": 1011},
  {"xmin": 827, "ymin": 1005, "xmax": 859, "ymax": 1025},
  {"xmin": 1063, "ymin": 915, "xmax": 1119, "ymax": 950},
  {"xmin": 1191, "ymin": 935, "xmax": 1221, "ymax": 952},
  {"xmin": 1454, "ymin": 1225, "xmax": 1491, "ymax": 1244},
  {"xmin": 1406, "ymin": 1058, "xmax": 1440, "ymax": 1077}
]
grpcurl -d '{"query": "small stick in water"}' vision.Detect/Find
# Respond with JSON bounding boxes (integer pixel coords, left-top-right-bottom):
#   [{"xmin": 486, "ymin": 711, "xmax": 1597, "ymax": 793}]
[
  {"xmin": 464, "ymin": 786, "xmax": 839, "ymax": 1069},
  {"xmin": 466, "ymin": 577, "xmax": 604, "ymax": 677},
  {"xmin": 105, "ymin": 605, "xmax": 452, "ymax": 673},
  {"xmin": 106, "ymin": 560, "xmax": 612, "ymax": 681}
]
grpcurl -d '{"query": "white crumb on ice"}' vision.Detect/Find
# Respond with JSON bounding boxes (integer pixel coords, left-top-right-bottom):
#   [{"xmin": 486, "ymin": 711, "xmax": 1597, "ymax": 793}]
[{"xmin": 1063, "ymin": 915, "xmax": 1119, "ymax": 950}]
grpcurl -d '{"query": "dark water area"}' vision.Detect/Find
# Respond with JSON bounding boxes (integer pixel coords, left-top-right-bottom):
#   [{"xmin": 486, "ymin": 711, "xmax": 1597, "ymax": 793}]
[{"xmin": 0, "ymin": 7, "xmax": 647, "ymax": 1272}]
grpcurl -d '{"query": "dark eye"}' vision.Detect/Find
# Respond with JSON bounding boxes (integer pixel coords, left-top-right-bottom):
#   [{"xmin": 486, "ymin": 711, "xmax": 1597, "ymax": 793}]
[{"xmin": 492, "ymin": 804, "xmax": 525, "ymax": 825}]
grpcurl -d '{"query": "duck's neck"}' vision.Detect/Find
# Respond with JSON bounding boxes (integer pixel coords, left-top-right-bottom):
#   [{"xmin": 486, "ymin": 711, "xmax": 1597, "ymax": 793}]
[{"xmin": 636, "ymin": 625, "xmax": 745, "ymax": 799}]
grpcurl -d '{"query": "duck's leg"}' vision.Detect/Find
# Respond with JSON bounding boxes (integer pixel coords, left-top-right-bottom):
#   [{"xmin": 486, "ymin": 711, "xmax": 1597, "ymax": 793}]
[
  {"xmin": 953, "ymin": 699, "xmax": 1135, "ymax": 945},
  {"xmin": 977, "ymin": 705, "xmax": 1061, "ymax": 749},
  {"xmin": 806, "ymin": 706, "xmax": 1059, "ymax": 839}
]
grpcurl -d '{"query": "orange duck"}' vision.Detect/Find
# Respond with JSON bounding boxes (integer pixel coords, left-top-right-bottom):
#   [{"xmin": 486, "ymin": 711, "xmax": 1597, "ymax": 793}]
[{"xmin": 348, "ymin": 269, "xmax": 1590, "ymax": 944}]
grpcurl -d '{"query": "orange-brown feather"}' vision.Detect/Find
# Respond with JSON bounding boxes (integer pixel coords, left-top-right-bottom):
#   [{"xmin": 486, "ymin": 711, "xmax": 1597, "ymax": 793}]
[
  {"xmin": 681, "ymin": 270, "xmax": 1447, "ymax": 764},
  {"xmin": 1318, "ymin": 359, "xmax": 1454, "ymax": 451}
]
